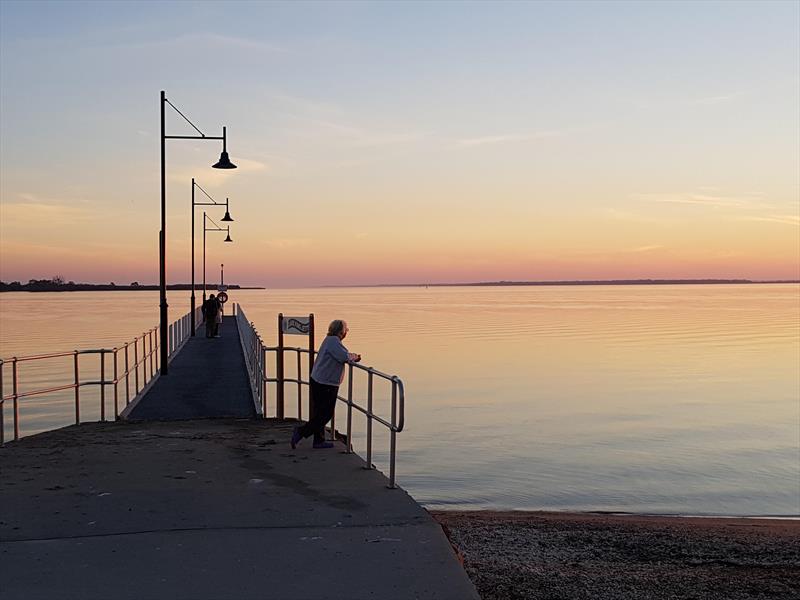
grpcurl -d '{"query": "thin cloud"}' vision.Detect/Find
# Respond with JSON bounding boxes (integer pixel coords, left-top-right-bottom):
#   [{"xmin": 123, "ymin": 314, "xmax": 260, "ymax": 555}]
[
  {"xmin": 260, "ymin": 238, "xmax": 313, "ymax": 249},
  {"xmin": 633, "ymin": 191, "xmax": 768, "ymax": 209},
  {"xmin": 167, "ymin": 156, "xmax": 269, "ymax": 186},
  {"xmin": 736, "ymin": 215, "xmax": 800, "ymax": 226},
  {"xmin": 284, "ymin": 115, "xmax": 425, "ymax": 148},
  {"xmin": 458, "ymin": 130, "xmax": 564, "ymax": 147}
]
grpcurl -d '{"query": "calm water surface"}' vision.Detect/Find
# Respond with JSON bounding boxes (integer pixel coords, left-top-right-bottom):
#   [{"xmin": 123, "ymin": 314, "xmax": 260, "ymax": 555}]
[{"xmin": 1, "ymin": 285, "xmax": 798, "ymax": 517}]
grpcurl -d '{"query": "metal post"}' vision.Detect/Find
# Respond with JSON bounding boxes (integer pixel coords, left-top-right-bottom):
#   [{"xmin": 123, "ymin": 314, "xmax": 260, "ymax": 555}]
[
  {"xmin": 100, "ymin": 351, "xmax": 106, "ymax": 421},
  {"xmin": 12, "ymin": 358, "xmax": 19, "ymax": 441},
  {"xmin": 0, "ymin": 361, "xmax": 4, "ymax": 445},
  {"xmin": 389, "ymin": 381, "xmax": 397, "ymax": 488},
  {"xmin": 149, "ymin": 330, "xmax": 154, "ymax": 380},
  {"xmin": 346, "ymin": 363, "xmax": 353, "ymax": 454},
  {"xmin": 191, "ymin": 178, "xmax": 196, "ymax": 336},
  {"xmin": 73, "ymin": 351, "xmax": 80, "ymax": 425},
  {"xmin": 203, "ymin": 213, "xmax": 207, "ymax": 301},
  {"xmin": 159, "ymin": 91, "xmax": 169, "ymax": 376},
  {"xmin": 277, "ymin": 313, "xmax": 285, "ymax": 419},
  {"xmin": 134, "ymin": 338, "xmax": 140, "ymax": 394},
  {"xmin": 308, "ymin": 314, "xmax": 315, "ymax": 422},
  {"xmin": 365, "ymin": 371, "xmax": 374, "ymax": 469},
  {"xmin": 124, "ymin": 343, "xmax": 130, "ymax": 405},
  {"xmin": 296, "ymin": 350, "xmax": 302, "ymax": 419},
  {"xmin": 261, "ymin": 345, "xmax": 267, "ymax": 417},
  {"xmin": 113, "ymin": 348, "xmax": 119, "ymax": 419}
]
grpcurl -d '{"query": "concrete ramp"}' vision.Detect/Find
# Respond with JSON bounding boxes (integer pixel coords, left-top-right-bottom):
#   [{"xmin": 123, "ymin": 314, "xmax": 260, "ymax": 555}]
[{"xmin": 0, "ymin": 419, "xmax": 480, "ymax": 600}]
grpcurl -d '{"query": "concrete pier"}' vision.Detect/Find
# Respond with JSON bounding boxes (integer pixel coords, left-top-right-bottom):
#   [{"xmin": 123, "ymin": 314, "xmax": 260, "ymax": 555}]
[{"xmin": 0, "ymin": 316, "xmax": 479, "ymax": 599}]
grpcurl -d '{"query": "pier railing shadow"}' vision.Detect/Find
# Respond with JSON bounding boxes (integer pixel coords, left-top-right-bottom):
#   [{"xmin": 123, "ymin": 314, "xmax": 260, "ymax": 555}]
[
  {"xmin": 0, "ymin": 307, "xmax": 202, "ymax": 443},
  {"xmin": 235, "ymin": 303, "xmax": 406, "ymax": 489}
]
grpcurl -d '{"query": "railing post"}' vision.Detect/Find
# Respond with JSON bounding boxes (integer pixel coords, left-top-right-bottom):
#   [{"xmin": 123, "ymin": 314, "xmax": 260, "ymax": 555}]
[
  {"xmin": 346, "ymin": 363, "xmax": 353, "ymax": 454},
  {"xmin": 149, "ymin": 329, "xmax": 154, "ymax": 378},
  {"xmin": 113, "ymin": 348, "xmax": 119, "ymax": 419},
  {"xmin": 389, "ymin": 381, "xmax": 398, "ymax": 489},
  {"xmin": 124, "ymin": 342, "xmax": 130, "ymax": 405},
  {"xmin": 73, "ymin": 351, "xmax": 80, "ymax": 425},
  {"xmin": 0, "ymin": 361, "xmax": 4, "ymax": 446},
  {"xmin": 134, "ymin": 337, "xmax": 140, "ymax": 395},
  {"xmin": 365, "ymin": 371, "xmax": 374, "ymax": 469},
  {"xmin": 277, "ymin": 314, "xmax": 285, "ymax": 419},
  {"xmin": 296, "ymin": 351, "xmax": 302, "ymax": 419},
  {"xmin": 12, "ymin": 358, "xmax": 19, "ymax": 441},
  {"xmin": 261, "ymin": 345, "xmax": 267, "ymax": 417},
  {"xmin": 100, "ymin": 351, "xmax": 106, "ymax": 421}
]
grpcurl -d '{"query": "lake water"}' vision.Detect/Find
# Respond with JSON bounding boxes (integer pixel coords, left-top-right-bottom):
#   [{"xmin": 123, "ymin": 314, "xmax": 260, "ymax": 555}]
[{"xmin": 1, "ymin": 285, "xmax": 798, "ymax": 517}]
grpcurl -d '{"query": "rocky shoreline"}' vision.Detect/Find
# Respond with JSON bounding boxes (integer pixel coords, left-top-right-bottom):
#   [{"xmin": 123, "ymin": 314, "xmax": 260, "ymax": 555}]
[{"xmin": 431, "ymin": 510, "xmax": 800, "ymax": 600}]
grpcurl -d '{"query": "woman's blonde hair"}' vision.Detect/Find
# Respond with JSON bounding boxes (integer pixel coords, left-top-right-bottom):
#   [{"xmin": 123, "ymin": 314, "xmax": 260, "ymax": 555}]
[{"xmin": 327, "ymin": 319, "xmax": 347, "ymax": 337}]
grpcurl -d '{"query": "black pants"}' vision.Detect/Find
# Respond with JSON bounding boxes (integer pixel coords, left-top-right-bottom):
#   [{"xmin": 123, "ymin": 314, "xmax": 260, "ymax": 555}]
[{"xmin": 298, "ymin": 378, "xmax": 338, "ymax": 443}]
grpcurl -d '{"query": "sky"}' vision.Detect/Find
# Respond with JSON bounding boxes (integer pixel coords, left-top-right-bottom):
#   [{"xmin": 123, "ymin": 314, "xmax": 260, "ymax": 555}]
[{"xmin": 0, "ymin": 0, "xmax": 798, "ymax": 287}]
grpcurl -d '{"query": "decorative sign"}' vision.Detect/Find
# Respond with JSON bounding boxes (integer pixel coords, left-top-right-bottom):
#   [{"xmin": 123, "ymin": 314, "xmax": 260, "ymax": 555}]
[
  {"xmin": 216, "ymin": 291, "xmax": 229, "ymax": 304},
  {"xmin": 282, "ymin": 316, "xmax": 311, "ymax": 335}
]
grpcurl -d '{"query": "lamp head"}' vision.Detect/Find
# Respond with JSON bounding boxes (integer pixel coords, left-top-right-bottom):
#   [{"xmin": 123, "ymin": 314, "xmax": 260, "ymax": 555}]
[
  {"xmin": 221, "ymin": 209, "xmax": 234, "ymax": 222},
  {"xmin": 212, "ymin": 151, "xmax": 237, "ymax": 169},
  {"xmin": 224, "ymin": 229, "xmax": 233, "ymax": 243}
]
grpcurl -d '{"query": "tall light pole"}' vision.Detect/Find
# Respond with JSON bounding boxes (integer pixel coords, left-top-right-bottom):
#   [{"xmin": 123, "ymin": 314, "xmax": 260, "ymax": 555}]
[
  {"xmin": 203, "ymin": 212, "xmax": 233, "ymax": 301},
  {"xmin": 191, "ymin": 178, "xmax": 233, "ymax": 336},
  {"xmin": 160, "ymin": 90, "xmax": 236, "ymax": 374},
  {"xmin": 220, "ymin": 263, "xmax": 224, "ymax": 287}
]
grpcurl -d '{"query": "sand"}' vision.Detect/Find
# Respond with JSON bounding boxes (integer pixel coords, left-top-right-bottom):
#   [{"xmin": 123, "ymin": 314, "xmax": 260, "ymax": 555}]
[{"xmin": 431, "ymin": 510, "xmax": 800, "ymax": 600}]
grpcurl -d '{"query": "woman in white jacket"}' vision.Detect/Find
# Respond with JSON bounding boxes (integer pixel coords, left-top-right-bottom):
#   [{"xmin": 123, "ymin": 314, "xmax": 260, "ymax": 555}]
[{"xmin": 291, "ymin": 319, "xmax": 361, "ymax": 449}]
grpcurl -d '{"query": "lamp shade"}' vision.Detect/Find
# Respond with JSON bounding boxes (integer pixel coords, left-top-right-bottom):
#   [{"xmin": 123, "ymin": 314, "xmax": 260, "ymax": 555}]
[
  {"xmin": 212, "ymin": 151, "xmax": 237, "ymax": 169},
  {"xmin": 224, "ymin": 232, "xmax": 233, "ymax": 242},
  {"xmin": 221, "ymin": 210, "xmax": 234, "ymax": 222}
]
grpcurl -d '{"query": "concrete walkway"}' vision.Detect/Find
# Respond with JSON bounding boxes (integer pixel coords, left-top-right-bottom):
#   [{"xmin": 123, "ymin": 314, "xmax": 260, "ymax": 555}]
[
  {"xmin": 127, "ymin": 316, "xmax": 255, "ymax": 420},
  {"xmin": 0, "ymin": 322, "xmax": 480, "ymax": 599}
]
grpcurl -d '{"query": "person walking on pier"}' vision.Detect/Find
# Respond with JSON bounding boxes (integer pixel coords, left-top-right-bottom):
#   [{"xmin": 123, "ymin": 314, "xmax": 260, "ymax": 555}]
[
  {"xmin": 202, "ymin": 294, "xmax": 220, "ymax": 338},
  {"xmin": 291, "ymin": 319, "xmax": 361, "ymax": 449}
]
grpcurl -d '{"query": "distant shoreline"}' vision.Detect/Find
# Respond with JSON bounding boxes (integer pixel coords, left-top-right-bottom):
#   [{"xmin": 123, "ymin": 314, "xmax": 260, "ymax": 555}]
[
  {"xmin": 0, "ymin": 282, "xmax": 265, "ymax": 293},
  {"xmin": 325, "ymin": 278, "xmax": 800, "ymax": 288}
]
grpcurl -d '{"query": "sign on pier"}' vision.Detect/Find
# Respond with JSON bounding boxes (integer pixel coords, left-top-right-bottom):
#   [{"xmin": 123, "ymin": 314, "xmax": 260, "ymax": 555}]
[{"xmin": 281, "ymin": 316, "xmax": 312, "ymax": 335}]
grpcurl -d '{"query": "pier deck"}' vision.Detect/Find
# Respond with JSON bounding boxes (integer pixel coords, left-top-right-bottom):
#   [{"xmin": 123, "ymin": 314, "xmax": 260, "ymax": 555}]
[
  {"xmin": 127, "ymin": 315, "xmax": 255, "ymax": 420},
  {"xmin": 0, "ymin": 316, "xmax": 479, "ymax": 599}
]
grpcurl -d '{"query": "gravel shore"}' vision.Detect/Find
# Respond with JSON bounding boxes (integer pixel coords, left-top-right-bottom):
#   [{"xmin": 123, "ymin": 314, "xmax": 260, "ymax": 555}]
[{"xmin": 431, "ymin": 511, "xmax": 799, "ymax": 600}]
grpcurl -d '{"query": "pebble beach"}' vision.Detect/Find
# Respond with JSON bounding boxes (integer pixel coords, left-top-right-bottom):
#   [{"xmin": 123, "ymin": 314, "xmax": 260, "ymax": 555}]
[{"xmin": 431, "ymin": 511, "xmax": 800, "ymax": 600}]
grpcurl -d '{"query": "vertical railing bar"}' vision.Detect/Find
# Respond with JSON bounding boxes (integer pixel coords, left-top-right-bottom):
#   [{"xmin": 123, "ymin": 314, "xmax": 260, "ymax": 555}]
[
  {"xmin": 297, "ymin": 350, "xmax": 302, "ymax": 420},
  {"xmin": 346, "ymin": 363, "xmax": 353, "ymax": 454},
  {"xmin": 0, "ymin": 361, "xmax": 4, "ymax": 446},
  {"xmin": 149, "ymin": 329, "xmax": 154, "ymax": 379},
  {"xmin": 134, "ymin": 337, "xmax": 140, "ymax": 395},
  {"xmin": 12, "ymin": 358, "xmax": 19, "ymax": 441},
  {"xmin": 100, "ymin": 351, "xmax": 106, "ymax": 422},
  {"xmin": 73, "ymin": 351, "xmax": 80, "ymax": 425},
  {"xmin": 124, "ymin": 343, "xmax": 130, "ymax": 405},
  {"xmin": 113, "ymin": 348, "xmax": 119, "ymax": 419},
  {"xmin": 365, "ymin": 371, "xmax": 373, "ymax": 469},
  {"xmin": 262, "ymin": 345, "xmax": 267, "ymax": 417},
  {"xmin": 389, "ymin": 380, "xmax": 397, "ymax": 489}
]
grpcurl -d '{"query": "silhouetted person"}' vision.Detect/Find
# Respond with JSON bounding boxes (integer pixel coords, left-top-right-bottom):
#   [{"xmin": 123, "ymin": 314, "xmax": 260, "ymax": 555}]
[
  {"xmin": 202, "ymin": 295, "xmax": 220, "ymax": 338},
  {"xmin": 291, "ymin": 319, "xmax": 361, "ymax": 449}
]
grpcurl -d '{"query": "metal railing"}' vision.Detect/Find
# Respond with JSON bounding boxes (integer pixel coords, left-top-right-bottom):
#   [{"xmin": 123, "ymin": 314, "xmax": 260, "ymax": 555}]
[
  {"xmin": 235, "ymin": 304, "xmax": 406, "ymax": 488},
  {"xmin": 0, "ymin": 307, "xmax": 201, "ymax": 444}
]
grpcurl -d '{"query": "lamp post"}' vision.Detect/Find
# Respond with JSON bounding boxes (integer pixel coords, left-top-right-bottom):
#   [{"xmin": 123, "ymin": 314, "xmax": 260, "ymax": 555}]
[
  {"xmin": 191, "ymin": 178, "xmax": 233, "ymax": 336},
  {"xmin": 220, "ymin": 263, "xmax": 225, "ymax": 287},
  {"xmin": 203, "ymin": 212, "xmax": 233, "ymax": 301},
  {"xmin": 160, "ymin": 90, "xmax": 236, "ymax": 374}
]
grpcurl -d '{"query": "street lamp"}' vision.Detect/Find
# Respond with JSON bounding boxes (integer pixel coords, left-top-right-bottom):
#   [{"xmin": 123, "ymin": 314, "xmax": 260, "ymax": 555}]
[
  {"xmin": 190, "ymin": 178, "xmax": 234, "ymax": 336},
  {"xmin": 160, "ymin": 90, "xmax": 236, "ymax": 374},
  {"xmin": 203, "ymin": 212, "xmax": 233, "ymax": 301}
]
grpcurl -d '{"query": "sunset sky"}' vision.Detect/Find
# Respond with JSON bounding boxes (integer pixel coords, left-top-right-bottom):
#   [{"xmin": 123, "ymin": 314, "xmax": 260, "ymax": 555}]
[{"xmin": 1, "ymin": 0, "xmax": 798, "ymax": 287}]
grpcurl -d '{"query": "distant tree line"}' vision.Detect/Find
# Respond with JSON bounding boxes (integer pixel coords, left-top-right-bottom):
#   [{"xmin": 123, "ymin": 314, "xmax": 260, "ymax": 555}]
[{"xmin": 0, "ymin": 277, "xmax": 246, "ymax": 292}]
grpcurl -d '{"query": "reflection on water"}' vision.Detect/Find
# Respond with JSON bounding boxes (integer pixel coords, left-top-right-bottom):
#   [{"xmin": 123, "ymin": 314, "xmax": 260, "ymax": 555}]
[{"xmin": 1, "ymin": 285, "xmax": 799, "ymax": 516}]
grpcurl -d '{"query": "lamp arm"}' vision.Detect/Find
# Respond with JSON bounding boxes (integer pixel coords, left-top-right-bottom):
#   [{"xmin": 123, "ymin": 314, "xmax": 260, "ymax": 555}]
[{"xmin": 164, "ymin": 97, "xmax": 207, "ymax": 137}]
